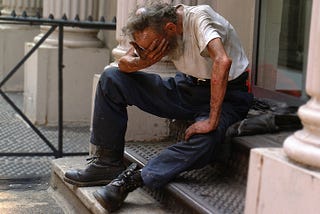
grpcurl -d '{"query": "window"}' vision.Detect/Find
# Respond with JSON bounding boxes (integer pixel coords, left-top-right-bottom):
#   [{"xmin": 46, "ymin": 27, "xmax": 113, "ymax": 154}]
[{"xmin": 254, "ymin": 0, "xmax": 312, "ymax": 101}]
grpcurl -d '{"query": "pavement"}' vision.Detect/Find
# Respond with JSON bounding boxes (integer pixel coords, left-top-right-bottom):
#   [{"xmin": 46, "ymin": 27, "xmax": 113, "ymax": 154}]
[{"xmin": 0, "ymin": 92, "xmax": 90, "ymax": 213}]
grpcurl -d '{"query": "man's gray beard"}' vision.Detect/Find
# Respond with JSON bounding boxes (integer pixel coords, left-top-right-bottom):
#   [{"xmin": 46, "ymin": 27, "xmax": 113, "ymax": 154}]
[{"xmin": 166, "ymin": 35, "xmax": 184, "ymax": 61}]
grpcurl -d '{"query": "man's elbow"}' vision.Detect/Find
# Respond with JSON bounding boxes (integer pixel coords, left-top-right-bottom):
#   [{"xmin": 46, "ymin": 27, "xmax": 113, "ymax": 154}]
[
  {"xmin": 222, "ymin": 56, "xmax": 232, "ymax": 69},
  {"xmin": 118, "ymin": 60, "xmax": 125, "ymax": 71},
  {"xmin": 118, "ymin": 57, "xmax": 131, "ymax": 72},
  {"xmin": 216, "ymin": 56, "xmax": 232, "ymax": 71}
]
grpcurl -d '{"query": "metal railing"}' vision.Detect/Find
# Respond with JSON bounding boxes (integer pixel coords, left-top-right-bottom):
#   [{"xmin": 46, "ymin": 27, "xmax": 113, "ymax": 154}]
[{"xmin": 0, "ymin": 11, "xmax": 116, "ymax": 158}]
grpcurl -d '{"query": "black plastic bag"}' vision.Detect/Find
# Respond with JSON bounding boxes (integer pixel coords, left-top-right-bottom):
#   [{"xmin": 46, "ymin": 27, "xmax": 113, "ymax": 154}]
[{"xmin": 226, "ymin": 97, "xmax": 302, "ymax": 137}]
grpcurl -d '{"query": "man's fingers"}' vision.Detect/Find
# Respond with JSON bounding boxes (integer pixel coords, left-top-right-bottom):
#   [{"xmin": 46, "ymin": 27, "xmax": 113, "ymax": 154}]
[
  {"xmin": 151, "ymin": 39, "xmax": 169, "ymax": 60},
  {"xmin": 155, "ymin": 39, "xmax": 168, "ymax": 53},
  {"xmin": 130, "ymin": 42, "xmax": 147, "ymax": 59},
  {"xmin": 184, "ymin": 125, "xmax": 195, "ymax": 141},
  {"xmin": 130, "ymin": 42, "xmax": 140, "ymax": 51},
  {"xmin": 148, "ymin": 39, "xmax": 159, "ymax": 51},
  {"xmin": 184, "ymin": 120, "xmax": 214, "ymax": 141}
]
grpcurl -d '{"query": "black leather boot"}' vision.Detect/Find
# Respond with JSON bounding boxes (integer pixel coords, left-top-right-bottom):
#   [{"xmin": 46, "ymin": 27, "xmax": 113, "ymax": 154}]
[
  {"xmin": 63, "ymin": 146, "xmax": 125, "ymax": 187},
  {"xmin": 93, "ymin": 163, "xmax": 143, "ymax": 212}
]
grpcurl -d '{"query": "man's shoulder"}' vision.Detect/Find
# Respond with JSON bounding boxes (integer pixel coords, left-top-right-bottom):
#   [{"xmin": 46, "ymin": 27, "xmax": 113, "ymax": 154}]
[
  {"xmin": 177, "ymin": 4, "xmax": 214, "ymax": 12},
  {"xmin": 185, "ymin": 4, "xmax": 215, "ymax": 13}
]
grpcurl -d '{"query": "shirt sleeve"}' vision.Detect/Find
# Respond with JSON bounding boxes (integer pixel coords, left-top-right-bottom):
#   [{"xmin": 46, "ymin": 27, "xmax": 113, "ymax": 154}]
[{"xmin": 192, "ymin": 6, "xmax": 228, "ymax": 57}]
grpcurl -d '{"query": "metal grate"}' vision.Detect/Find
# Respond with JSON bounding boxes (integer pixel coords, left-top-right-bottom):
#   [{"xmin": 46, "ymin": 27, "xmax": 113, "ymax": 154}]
[
  {"xmin": 0, "ymin": 93, "xmax": 90, "ymax": 179},
  {"xmin": 0, "ymin": 157, "xmax": 53, "ymax": 179},
  {"xmin": 0, "ymin": 93, "xmax": 90, "ymax": 154},
  {"xmin": 125, "ymin": 141, "xmax": 248, "ymax": 214}
]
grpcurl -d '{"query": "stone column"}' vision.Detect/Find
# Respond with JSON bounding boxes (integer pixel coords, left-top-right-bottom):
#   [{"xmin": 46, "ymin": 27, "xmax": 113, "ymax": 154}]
[
  {"xmin": 97, "ymin": 0, "xmax": 117, "ymax": 61},
  {"xmin": 1, "ymin": 0, "xmax": 42, "ymax": 16},
  {"xmin": 283, "ymin": 0, "xmax": 320, "ymax": 168},
  {"xmin": 24, "ymin": 0, "xmax": 110, "ymax": 125},
  {"xmin": 34, "ymin": 0, "xmax": 102, "ymax": 48},
  {"xmin": 0, "ymin": 0, "xmax": 42, "ymax": 91},
  {"xmin": 110, "ymin": 0, "xmax": 137, "ymax": 66}
]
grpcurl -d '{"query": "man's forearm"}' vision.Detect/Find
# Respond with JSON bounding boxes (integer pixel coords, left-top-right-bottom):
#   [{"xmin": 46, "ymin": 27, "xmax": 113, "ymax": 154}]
[
  {"xmin": 209, "ymin": 58, "xmax": 231, "ymax": 129},
  {"xmin": 118, "ymin": 55, "xmax": 153, "ymax": 73}
]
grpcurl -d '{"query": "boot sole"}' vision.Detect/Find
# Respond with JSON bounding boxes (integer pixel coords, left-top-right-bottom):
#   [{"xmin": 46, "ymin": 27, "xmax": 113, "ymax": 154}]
[{"xmin": 63, "ymin": 176, "xmax": 111, "ymax": 187}]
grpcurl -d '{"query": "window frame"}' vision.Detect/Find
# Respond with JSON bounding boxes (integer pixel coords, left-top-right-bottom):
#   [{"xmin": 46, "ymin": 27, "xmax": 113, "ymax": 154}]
[{"xmin": 251, "ymin": 0, "xmax": 307, "ymax": 107}]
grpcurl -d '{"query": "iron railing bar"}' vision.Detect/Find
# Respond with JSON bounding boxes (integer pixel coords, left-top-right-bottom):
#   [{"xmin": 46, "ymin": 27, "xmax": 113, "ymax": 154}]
[
  {"xmin": 0, "ymin": 16, "xmax": 116, "ymax": 30},
  {"xmin": 0, "ymin": 25, "xmax": 57, "ymax": 88},
  {"xmin": 0, "ymin": 89, "xmax": 59, "ymax": 154},
  {"xmin": 57, "ymin": 24, "xmax": 64, "ymax": 158},
  {"xmin": 0, "ymin": 21, "xmax": 43, "ymax": 26}
]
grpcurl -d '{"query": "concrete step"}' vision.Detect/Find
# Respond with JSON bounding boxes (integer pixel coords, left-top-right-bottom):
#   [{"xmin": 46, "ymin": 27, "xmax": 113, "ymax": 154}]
[
  {"xmin": 49, "ymin": 131, "xmax": 292, "ymax": 214},
  {"xmin": 50, "ymin": 156, "xmax": 168, "ymax": 214},
  {"xmin": 123, "ymin": 131, "xmax": 292, "ymax": 214}
]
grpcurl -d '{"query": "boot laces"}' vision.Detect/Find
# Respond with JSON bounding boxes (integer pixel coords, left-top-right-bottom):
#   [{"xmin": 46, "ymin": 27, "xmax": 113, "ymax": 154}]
[
  {"xmin": 86, "ymin": 148, "xmax": 106, "ymax": 164},
  {"xmin": 86, "ymin": 156, "xmax": 99, "ymax": 165},
  {"xmin": 111, "ymin": 163, "xmax": 140, "ymax": 191}
]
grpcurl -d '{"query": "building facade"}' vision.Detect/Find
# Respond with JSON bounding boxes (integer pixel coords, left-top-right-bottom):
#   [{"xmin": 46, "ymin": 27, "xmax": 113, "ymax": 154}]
[{"xmin": 0, "ymin": 0, "xmax": 319, "ymax": 212}]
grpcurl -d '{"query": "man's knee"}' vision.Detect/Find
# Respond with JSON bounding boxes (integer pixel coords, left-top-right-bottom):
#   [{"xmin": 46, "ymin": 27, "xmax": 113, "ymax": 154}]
[
  {"xmin": 96, "ymin": 66, "xmax": 129, "ymax": 105},
  {"xmin": 100, "ymin": 66, "xmax": 121, "ymax": 83},
  {"xmin": 99, "ymin": 66, "xmax": 127, "ymax": 93}
]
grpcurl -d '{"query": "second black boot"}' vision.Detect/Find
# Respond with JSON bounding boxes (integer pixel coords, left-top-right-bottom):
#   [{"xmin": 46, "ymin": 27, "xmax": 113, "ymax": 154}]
[
  {"xmin": 93, "ymin": 163, "xmax": 143, "ymax": 212},
  {"xmin": 63, "ymin": 146, "xmax": 125, "ymax": 187}
]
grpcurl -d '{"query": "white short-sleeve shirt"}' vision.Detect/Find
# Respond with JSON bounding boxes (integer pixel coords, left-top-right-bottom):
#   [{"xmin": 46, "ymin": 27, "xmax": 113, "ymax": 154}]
[{"xmin": 171, "ymin": 4, "xmax": 249, "ymax": 80}]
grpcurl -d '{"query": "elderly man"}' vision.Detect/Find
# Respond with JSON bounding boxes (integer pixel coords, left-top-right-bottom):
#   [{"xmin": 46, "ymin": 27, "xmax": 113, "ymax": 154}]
[{"xmin": 64, "ymin": 3, "xmax": 253, "ymax": 212}]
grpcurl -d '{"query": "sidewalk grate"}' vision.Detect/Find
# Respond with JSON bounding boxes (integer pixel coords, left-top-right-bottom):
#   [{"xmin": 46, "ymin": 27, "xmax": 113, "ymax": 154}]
[
  {"xmin": 0, "ymin": 157, "xmax": 53, "ymax": 179},
  {"xmin": 0, "ymin": 92, "xmax": 90, "ymax": 179}
]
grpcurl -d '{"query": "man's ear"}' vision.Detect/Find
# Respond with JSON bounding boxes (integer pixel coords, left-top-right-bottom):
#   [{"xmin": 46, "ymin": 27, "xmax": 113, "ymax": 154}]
[{"xmin": 164, "ymin": 22, "xmax": 177, "ymax": 34}]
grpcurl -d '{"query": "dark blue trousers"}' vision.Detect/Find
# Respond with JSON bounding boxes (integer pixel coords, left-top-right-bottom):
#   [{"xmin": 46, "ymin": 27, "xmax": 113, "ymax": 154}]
[{"xmin": 91, "ymin": 66, "xmax": 253, "ymax": 189}]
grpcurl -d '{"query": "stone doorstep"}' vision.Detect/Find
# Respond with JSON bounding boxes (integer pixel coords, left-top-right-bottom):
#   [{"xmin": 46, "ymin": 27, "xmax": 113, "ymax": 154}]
[
  {"xmin": 50, "ymin": 156, "xmax": 168, "ymax": 214},
  {"xmin": 230, "ymin": 131, "xmax": 293, "ymax": 154},
  {"xmin": 49, "ymin": 131, "xmax": 293, "ymax": 214},
  {"xmin": 120, "ymin": 132, "xmax": 293, "ymax": 214}
]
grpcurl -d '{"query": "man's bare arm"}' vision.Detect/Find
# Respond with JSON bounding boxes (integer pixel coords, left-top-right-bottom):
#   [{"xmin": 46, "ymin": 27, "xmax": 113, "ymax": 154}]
[
  {"xmin": 185, "ymin": 38, "xmax": 231, "ymax": 140},
  {"xmin": 207, "ymin": 38, "xmax": 231, "ymax": 128}
]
